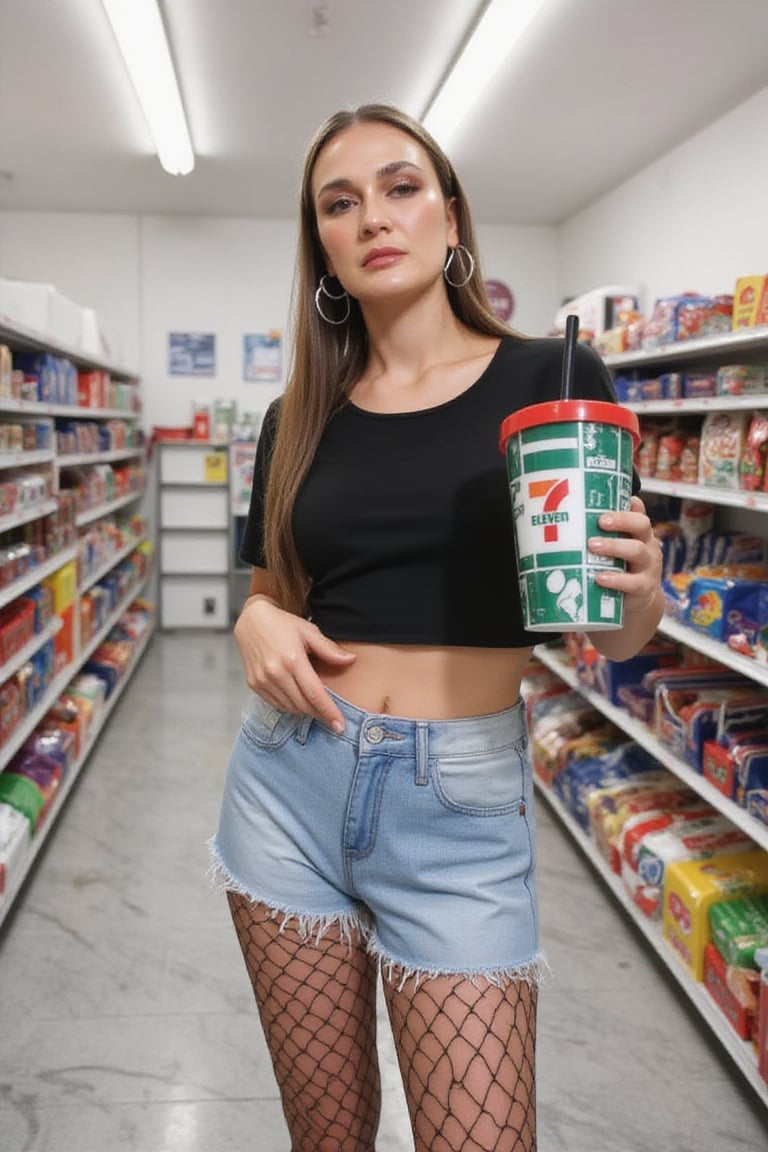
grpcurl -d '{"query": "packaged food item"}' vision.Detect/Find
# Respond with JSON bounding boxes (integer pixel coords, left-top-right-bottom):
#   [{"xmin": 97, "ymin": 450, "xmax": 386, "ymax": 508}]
[
  {"xmin": 709, "ymin": 895, "xmax": 768, "ymax": 969},
  {"xmin": 702, "ymin": 943, "xmax": 757, "ymax": 1039},
  {"xmin": 717, "ymin": 364, "xmax": 766, "ymax": 396},
  {"xmin": 663, "ymin": 850, "xmax": 768, "ymax": 980},
  {"xmin": 676, "ymin": 295, "xmax": 733, "ymax": 340},
  {"xmin": 698, "ymin": 410, "xmax": 750, "ymax": 489},
  {"xmin": 732, "ymin": 275, "xmax": 768, "ymax": 329},
  {"xmin": 740, "ymin": 412, "xmax": 768, "ymax": 491}
]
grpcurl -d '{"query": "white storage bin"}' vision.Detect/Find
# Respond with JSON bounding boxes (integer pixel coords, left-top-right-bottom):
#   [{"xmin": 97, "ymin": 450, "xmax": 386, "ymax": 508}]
[
  {"xmin": 160, "ymin": 487, "xmax": 228, "ymax": 529},
  {"xmin": 161, "ymin": 576, "xmax": 228, "ymax": 628},
  {"xmin": 48, "ymin": 291, "xmax": 82, "ymax": 347},
  {"xmin": 0, "ymin": 279, "xmax": 55, "ymax": 335},
  {"xmin": 160, "ymin": 444, "xmax": 227, "ymax": 485},
  {"xmin": 161, "ymin": 530, "xmax": 228, "ymax": 574}
]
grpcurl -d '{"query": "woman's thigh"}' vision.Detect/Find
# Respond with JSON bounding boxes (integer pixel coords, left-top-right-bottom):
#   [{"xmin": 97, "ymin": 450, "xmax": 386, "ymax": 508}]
[{"xmin": 383, "ymin": 971, "xmax": 538, "ymax": 1152}]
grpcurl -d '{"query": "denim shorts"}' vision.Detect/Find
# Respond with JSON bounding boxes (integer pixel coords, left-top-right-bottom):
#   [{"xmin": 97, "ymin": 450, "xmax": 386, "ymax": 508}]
[{"xmin": 209, "ymin": 690, "xmax": 543, "ymax": 985}]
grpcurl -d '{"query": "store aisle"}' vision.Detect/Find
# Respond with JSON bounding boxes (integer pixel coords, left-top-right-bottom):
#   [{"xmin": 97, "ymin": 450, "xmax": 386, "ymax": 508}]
[{"xmin": 0, "ymin": 632, "xmax": 765, "ymax": 1152}]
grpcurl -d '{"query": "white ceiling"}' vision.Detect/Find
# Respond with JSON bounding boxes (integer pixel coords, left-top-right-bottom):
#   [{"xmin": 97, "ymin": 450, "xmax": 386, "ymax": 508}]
[{"xmin": 1, "ymin": 0, "xmax": 768, "ymax": 225}]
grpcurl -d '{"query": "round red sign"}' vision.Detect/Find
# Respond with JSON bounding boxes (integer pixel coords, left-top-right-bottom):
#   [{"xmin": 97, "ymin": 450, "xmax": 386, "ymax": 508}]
[{"xmin": 485, "ymin": 279, "xmax": 515, "ymax": 322}]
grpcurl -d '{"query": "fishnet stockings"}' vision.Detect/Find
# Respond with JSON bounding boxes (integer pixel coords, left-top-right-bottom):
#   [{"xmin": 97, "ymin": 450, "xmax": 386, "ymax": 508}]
[
  {"xmin": 228, "ymin": 893, "xmax": 381, "ymax": 1151},
  {"xmin": 383, "ymin": 972, "xmax": 537, "ymax": 1152}
]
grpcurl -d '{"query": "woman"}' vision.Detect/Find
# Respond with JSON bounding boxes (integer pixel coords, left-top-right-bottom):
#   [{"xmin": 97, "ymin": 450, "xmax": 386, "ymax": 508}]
[{"xmin": 210, "ymin": 104, "xmax": 663, "ymax": 1152}]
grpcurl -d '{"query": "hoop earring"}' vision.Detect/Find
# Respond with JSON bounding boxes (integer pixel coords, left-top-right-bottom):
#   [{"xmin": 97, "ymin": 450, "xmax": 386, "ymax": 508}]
[
  {"xmin": 315, "ymin": 274, "xmax": 351, "ymax": 325},
  {"xmin": 443, "ymin": 245, "xmax": 475, "ymax": 289}
]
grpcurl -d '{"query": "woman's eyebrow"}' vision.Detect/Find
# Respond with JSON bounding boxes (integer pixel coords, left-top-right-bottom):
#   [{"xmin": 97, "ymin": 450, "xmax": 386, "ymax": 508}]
[{"xmin": 316, "ymin": 160, "xmax": 423, "ymax": 199}]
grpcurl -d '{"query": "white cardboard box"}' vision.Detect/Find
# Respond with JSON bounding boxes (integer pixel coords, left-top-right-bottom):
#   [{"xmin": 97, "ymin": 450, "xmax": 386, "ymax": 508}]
[{"xmin": 0, "ymin": 278, "xmax": 55, "ymax": 335}]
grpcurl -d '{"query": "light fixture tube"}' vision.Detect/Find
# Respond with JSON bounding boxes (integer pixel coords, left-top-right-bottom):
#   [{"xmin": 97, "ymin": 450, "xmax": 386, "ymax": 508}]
[
  {"xmin": 102, "ymin": 0, "xmax": 195, "ymax": 175},
  {"xmin": 422, "ymin": 0, "xmax": 550, "ymax": 147}
]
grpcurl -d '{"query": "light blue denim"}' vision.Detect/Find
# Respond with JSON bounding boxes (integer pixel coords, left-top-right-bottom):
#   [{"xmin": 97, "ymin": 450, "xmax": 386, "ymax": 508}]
[{"xmin": 209, "ymin": 689, "xmax": 544, "ymax": 985}]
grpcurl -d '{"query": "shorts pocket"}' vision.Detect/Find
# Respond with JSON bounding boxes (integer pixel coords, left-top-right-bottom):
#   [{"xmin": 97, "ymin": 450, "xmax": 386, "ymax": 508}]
[
  {"xmin": 431, "ymin": 738, "xmax": 528, "ymax": 815},
  {"xmin": 241, "ymin": 692, "xmax": 302, "ymax": 749}
]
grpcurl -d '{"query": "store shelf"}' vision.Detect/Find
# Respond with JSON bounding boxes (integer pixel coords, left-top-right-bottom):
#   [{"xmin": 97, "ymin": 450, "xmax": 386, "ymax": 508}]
[
  {"xmin": 626, "ymin": 394, "xmax": 768, "ymax": 415},
  {"xmin": 0, "ymin": 449, "xmax": 55, "ymax": 469},
  {"xmin": 75, "ymin": 490, "xmax": 143, "ymax": 527},
  {"xmin": 57, "ymin": 447, "xmax": 143, "ymax": 467},
  {"xmin": 534, "ymin": 779, "xmax": 768, "ymax": 1106},
  {"xmin": 641, "ymin": 477, "xmax": 768, "ymax": 512},
  {"xmin": 0, "ymin": 497, "xmax": 58, "ymax": 534},
  {"xmin": 0, "ymin": 399, "xmax": 140, "ymax": 420},
  {"xmin": 0, "ymin": 616, "xmax": 61, "ymax": 686},
  {"xmin": 79, "ymin": 533, "xmax": 148, "ymax": 594},
  {"xmin": 0, "ymin": 623, "xmax": 154, "ymax": 930},
  {"xmin": 605, "ymin": 325, "xmax": 768, "ymax": 370},
  {"xmin": 0, "ymin": 317, "xmax": 139, "ymax": 380},
  {"xmin": 658, "ymin": 616, "xmax": 768, "ymax": 688},
  {"xmin": 0, "ymin": 546, "xmax": 78, "ymax": 612},
  {"xmin": 0, "ymin": 573, "xmax": 150, "ymax": 772},
  {"xmin": 534, "ymin": 645, "xmax": 768, "ymax": 852}
]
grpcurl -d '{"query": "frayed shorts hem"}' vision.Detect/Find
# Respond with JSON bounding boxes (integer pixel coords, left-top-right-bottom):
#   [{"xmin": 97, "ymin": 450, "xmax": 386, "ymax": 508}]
[{"xmin": 208, "ymin": 836, "xmax": 549, "ymax": 991}]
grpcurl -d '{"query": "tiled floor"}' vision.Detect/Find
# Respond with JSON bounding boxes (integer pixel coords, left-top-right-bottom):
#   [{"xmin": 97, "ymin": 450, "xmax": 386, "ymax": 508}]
[{"xmin": 0, "ymin": 632, "xmax": 766, "ymax": 1151}]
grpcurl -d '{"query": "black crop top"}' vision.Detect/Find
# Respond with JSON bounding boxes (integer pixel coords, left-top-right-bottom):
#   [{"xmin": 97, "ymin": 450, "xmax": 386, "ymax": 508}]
[{"xmin": 239, "ymin": 335, "xmax": 640, "ymax": 647}]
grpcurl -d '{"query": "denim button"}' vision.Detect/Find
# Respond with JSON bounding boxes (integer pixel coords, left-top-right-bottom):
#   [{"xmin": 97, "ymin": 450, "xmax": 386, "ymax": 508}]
[{"xmin": 367, "ymin": 725, "xmax": 384, "ymax": 744}]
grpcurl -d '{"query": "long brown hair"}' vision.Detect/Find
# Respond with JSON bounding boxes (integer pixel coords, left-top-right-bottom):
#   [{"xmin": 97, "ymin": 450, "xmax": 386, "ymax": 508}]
[{"xmin": 264, "ymin": 103, "xmax": 518, "ymax": 614}]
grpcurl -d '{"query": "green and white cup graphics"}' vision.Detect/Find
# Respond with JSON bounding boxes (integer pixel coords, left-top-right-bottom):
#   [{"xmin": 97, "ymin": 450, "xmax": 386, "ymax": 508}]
[{"xmin": 499, "ymin": 399, "xmax": 640, "ymax": 632}]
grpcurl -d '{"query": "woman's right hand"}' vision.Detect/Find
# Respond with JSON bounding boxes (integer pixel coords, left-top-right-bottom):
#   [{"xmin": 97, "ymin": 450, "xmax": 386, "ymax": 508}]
[{"xmin": 233, "ymin": 595, "xmax": 356, "ymax": 733}]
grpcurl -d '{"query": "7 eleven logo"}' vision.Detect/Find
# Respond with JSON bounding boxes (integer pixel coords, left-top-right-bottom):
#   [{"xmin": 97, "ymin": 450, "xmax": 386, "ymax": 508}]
[{"xmin": 528, "ymin": 478, "xmax": 570, "ymax": 541}]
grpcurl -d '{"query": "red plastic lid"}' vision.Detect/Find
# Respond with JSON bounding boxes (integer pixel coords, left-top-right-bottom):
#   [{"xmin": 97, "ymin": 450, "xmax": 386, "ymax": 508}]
[{"xmin": 499, "ymin": 399, "xmax": 640, "ymax": 454}]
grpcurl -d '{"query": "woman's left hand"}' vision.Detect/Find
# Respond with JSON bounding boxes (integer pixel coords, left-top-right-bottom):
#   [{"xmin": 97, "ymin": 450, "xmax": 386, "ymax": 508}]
[{"xmin": 587, "ymin": 495, "xmax": 663, "ymax": 616}]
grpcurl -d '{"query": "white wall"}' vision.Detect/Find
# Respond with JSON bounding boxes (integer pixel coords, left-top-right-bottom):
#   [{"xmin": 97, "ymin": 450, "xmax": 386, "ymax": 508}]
[
  {"xmin": 558, "ymin": 85, "xmax": 768, "ymax": 312},
  {"xmin": 477, "ymin": 223, "xmax": 560, "ymax": 338},
  {"xmin": 0, "ymin": 210, "xmax": 560, "ymax": 432},
  {"xmin": 0, "ymin": 211, "xmax": 141, "ymax": 370}
]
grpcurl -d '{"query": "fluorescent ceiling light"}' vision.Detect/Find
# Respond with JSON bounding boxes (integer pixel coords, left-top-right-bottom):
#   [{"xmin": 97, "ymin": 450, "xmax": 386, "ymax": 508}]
[
  {"xmin": 422, "ymin": 0, "xmax": 550, "ymax": 147},
  {"xmin": 102, "ymin": 0, "xmax": 194, "ymax": 175}
]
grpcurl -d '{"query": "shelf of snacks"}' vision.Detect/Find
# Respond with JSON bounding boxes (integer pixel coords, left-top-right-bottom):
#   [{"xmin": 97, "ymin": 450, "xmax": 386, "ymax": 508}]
[
  {"xmin": 641, "ymin": 478, "xmax": 768, "ymax": 512},
  {"xmin": 0, "ymin": 606, "xmax": 155, "ymax": 929},
  {"xmin": 74, "ymin": 490, "xmax": 144, "ymax": 528},
  {"xmin": 0, "ymin": 616, "xmax": 62, "ymax": 687},
  {"xmin": 0, "ymin": 312, "xmax": 154, "ymax": 929},
  {"xmin": 533, "ymin": 777, "xmax": 767, "ymax": 1103},
  {"xmin": 627, "ymin": 394, "xmax": 768, "ymax": 416},
  {"xmin": 0, "ymin": 561, "xmax": 151, "ymax": 775},
  {"xmin": 57, "ymin": 447, "xmax": 143, "ymax": 468},
  {"xmin": 604, "ymin": 325, "xmax": 768, "ymax": 371},
  {"xmin": 0, "ymin": 317, "xmax": 139, "ymax": 382},
  {"xmin": 533, "ymin": 644, "xmax": 768, "ymax": 853},
  {"xmin": 0, "ymin": 399, "xmax": 140, "ymax": 420},
  {"xmin": 0, "ymin": 546, "xmax": 79, "ymax": 613},
  {"xmin": 0, "ymin": 449, "xmax": 55, "ymax": 469},
  {"xmin": 657, "ymin": 616, "xmax": 768, "ymax": 690},
  {"xmin": 79, "ymin": 531, "xmax": 148, "ymax": 595},
  {"xmin": 0, "ymin": 497, "xmax": 58, "ymax": 535}
]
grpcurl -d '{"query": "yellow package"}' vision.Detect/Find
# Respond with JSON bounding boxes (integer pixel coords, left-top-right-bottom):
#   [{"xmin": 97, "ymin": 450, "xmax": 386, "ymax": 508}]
[
  {"xmin": 663, "ymin": 851, "xmax": 768, "ymax": 981},
  {"xmin": 43, "ymin": 560, "xmax": 77, "ymax": 613}
]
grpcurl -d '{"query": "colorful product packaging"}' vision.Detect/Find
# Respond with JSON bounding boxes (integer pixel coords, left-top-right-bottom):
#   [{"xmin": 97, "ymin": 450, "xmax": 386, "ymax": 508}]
[
  {"xmin": 663, "ymin": 850, "xmax": 768, "ymax": 981},
  {"xmin": 732, "ymin": 275, "xmax": 768, "ymax": 329}
]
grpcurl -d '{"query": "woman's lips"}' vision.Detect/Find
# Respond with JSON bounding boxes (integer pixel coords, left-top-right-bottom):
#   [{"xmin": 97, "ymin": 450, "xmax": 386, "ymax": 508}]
[{"xmin": 363, "ymin": 248, "xmax": 405, "ymax": 268}]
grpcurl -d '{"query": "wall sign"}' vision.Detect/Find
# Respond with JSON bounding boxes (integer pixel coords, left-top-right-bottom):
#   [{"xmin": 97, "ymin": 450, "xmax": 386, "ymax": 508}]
[
  {"xmin": 168, "ymin": 332, "xmax": 216, "ymax": 377},
  {"xmin": 485, "ymin": 279, "xmax": 515, "ymax": 322},
  {"xmin": 243, "ymin": 331, "xmax": 282, "ymax": 382}
]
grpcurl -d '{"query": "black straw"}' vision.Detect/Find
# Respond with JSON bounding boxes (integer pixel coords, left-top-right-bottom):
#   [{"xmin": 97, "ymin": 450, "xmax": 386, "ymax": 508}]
[{"xmin": 560, "ymin": 313, "xmax": 579, "ymax": 400}]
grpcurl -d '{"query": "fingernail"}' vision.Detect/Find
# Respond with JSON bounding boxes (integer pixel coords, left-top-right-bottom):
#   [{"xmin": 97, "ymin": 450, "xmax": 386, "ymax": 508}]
[
  {"xmin": 589, "ymin": 537, "xmax": 604, "ymax": 551},
  {"xmin": 332, "ymin": 720, "xmax": 344, "ymax": 735},
  {"xmin": 601, "ymin": 515, "xmax": 615, "ymax": 527}
]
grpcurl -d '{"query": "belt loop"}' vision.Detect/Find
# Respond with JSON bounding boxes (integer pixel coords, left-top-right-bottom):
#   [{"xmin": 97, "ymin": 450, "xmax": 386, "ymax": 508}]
[
  {"xmin": 415, "ymin": 722, "xmax": 429, "ymax": 786},
  {"xmin": 295, "ymin": 715, "xmax": 313, "ymax": 745}
]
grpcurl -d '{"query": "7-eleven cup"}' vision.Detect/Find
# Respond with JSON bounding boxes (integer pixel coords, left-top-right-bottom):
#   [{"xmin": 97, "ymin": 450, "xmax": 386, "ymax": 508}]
[{"xmin": 499, "ymin": 399, "xmax": 640, "ymax": 631}]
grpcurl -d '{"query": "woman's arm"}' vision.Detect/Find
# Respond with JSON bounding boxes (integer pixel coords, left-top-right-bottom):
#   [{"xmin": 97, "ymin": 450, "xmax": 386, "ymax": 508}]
[
  {"xmin": 234, "ymin": 566, "xmax": 355, "ymax": 732},
  {"xmin": 585, "ymin": 496, "xmax": 665, "ymax": 661}
]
